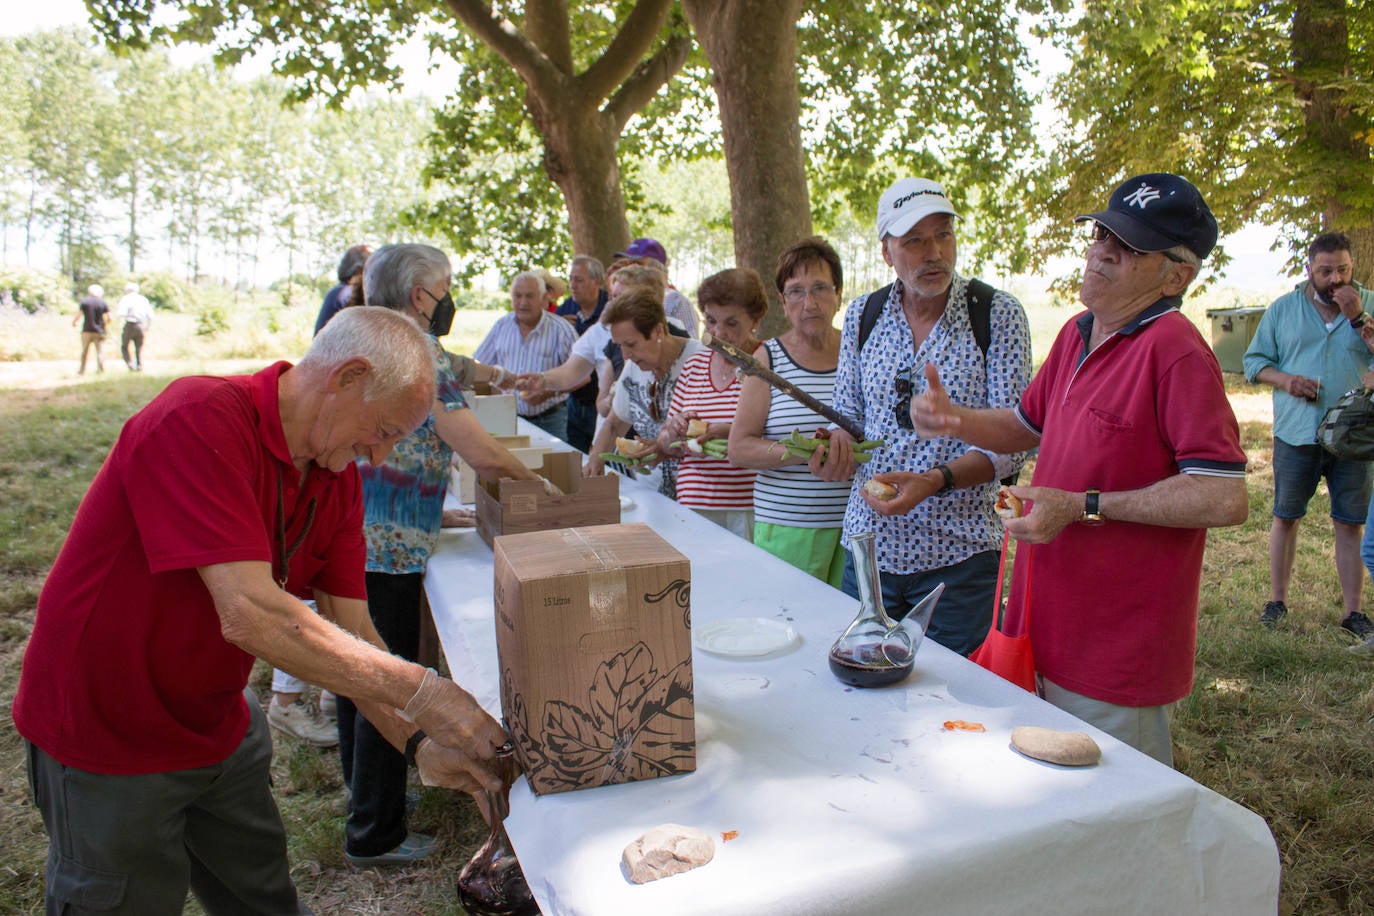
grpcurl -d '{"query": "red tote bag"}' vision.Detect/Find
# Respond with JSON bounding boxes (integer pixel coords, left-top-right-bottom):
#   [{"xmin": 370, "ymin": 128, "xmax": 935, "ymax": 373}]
[{"xmin": 969, "ymin": 530, "xmax": 1036, "ymax": 692}]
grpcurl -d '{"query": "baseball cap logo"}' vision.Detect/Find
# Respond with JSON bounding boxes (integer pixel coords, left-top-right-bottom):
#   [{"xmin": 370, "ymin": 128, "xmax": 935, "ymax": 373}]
[
  {"xmin": 892, "ymin": 189, "xmax": 946, "ymax": 210},
  {"xmin": 1123, "ymin": 183, "xmax": 1163, "ymax": 209}
]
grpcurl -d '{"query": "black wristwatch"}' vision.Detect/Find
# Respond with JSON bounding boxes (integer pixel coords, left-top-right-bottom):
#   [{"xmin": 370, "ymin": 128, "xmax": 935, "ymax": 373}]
[
  {"xmin": 933, "ymin": 464, "xmax": 955, "ymax": 494},
  {"xmin": 1081, "ymin": 489, "xmax": 1105, "ymax": 526},
  {"xmin": 404, "ymin": 729, "xmax": 427, "ymax": 768},
  {"xmin": 1351, "ymin": 313, "xmax": 1368, "ymax": 330}
]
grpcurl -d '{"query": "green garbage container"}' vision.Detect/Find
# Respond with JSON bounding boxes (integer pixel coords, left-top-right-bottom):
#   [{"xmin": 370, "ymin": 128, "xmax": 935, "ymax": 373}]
[{"xmin": 1206, "ymin": 307, "xmax": 1267, "ymax": 374}]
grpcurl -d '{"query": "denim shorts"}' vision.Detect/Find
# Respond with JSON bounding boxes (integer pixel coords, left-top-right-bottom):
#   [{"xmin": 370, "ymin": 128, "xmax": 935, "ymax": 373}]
[{"xmin": 1272, "ymin": 437, "xmax": 1372, "ymax": 524}]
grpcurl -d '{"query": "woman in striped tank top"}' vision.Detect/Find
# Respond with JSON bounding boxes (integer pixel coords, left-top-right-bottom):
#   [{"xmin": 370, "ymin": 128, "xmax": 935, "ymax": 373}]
[
  {"xmin": 657, "ymin": 268, "xmax": 767, "ymax": 540},
  {"xmin": 728, "ymin": 238, "xmax": 855, "ymax": 587}
]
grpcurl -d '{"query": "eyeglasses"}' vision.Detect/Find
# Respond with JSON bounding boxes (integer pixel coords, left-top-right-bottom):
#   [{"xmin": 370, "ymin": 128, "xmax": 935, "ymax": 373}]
[
  {"xmin": 1088, "ymin": 222, "xmax": 1185, "ymax": 263},
  {"xmin": 783, "ymin": 283, "xmax": 837, "ymax": 303},
  {"xmin": 894, "ymin": 367, "xmax": 914, "ymax": 431}
]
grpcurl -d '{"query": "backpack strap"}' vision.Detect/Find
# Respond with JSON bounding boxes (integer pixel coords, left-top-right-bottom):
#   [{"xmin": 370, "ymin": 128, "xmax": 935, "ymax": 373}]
[
  {"xmin": 861, "ymin": 279, "xmax": 996, "ymax": 356},
  {"xmin": 966, "ymin": 278, "xmax": 996, "ymax": 357},
  {"xmin": 857, "ymin": 283, "xmax": 893, "ymax": 353}
]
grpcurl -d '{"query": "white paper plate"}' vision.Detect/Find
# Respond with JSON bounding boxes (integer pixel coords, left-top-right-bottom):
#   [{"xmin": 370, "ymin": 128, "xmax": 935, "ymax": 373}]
[{"xmin": 695, "ymin": 618, "xmax": 799, "ymax": 658}]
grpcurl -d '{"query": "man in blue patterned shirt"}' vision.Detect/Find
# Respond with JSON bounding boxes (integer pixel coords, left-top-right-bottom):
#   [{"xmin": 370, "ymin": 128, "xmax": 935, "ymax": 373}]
[{"xmin": 824, "ymin": 177, "xmax": 1033, "ymax": 656}]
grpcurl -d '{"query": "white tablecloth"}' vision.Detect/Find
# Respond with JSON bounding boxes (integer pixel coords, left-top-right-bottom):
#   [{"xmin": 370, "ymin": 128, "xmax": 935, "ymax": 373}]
[{"xmin": 425, "ymin": 422, "xmax": 1279, "ymax": 916}]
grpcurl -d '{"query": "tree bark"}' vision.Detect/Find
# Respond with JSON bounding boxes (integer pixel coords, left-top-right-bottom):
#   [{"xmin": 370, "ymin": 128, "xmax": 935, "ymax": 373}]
[
  {"xmin": 444, "ymin": 0, "xmax": 690, "ymax": 265},
  {"xmin": 529, "ymin": 97, "xmax": 631, "ymax": 266},
  {"xmin": 682, "ymin": 0, "xmax": 812, "ymax": 337},
  {"xmin": 1292, "ymin": 0, "xmax": 1374, "ymax": 283}
]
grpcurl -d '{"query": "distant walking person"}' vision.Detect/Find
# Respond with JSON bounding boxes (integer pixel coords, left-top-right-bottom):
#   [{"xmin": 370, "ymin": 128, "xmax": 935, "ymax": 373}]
[
  {"xmin": 117, "ymin": 282, "xmax": 154, "ymax": 371},
  {"xmin": 74, "ymin": 284, "xmax": 109, "ymax": 375}
]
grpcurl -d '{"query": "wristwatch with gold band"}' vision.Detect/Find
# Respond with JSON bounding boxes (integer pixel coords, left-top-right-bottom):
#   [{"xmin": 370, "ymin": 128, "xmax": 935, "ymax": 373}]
[{"xmin": 1081, "ymin": 489, "xmax": 1105, "ymax": 526}]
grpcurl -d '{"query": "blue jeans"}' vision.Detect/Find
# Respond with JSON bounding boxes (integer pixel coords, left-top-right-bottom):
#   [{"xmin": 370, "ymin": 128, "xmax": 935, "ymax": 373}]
[
  {"xmin": 566, "ymin": 398, "xmax": 597, "ymax": 453},
  {"xmin": 1362, "ymin": 491, "xmax": 1374, "ymax": 583},
  {"xmin": 524, "ymin": 402, "xmax": 569, "ymax": 444},
  {"xmin": 840, "ymin": 550, "xmax": 998, "ymax": 657}
]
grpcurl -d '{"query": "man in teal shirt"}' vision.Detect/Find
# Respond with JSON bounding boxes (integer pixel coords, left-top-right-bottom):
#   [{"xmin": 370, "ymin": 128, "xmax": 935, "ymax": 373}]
[{"xmin": 1244, "ymin": 231, "xmax": 1374, "ymax": 635}]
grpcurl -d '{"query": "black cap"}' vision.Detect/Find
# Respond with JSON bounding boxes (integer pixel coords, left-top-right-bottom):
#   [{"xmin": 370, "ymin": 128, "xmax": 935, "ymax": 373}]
[{"xmin": 1075, "ymin": 173, "xmax": 1218, "ymax": 260}]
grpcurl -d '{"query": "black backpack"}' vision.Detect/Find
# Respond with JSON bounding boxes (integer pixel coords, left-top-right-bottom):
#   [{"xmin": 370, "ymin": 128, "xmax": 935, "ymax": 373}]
[
  {"xmin": 857, "ymin": 278, "xmax": 996, "ymax": 356},
  {"xmin": 858, "ymin": 278, "xmax": 1018, "ymax": 486}
]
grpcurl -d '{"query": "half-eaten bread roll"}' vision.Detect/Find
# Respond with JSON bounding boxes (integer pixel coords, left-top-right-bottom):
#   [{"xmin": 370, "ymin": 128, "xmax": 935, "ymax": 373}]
[
  {"xmin": 622, "ymin": 824, "xmax": 715, "ymax": 884},
  {"xmin": 685, "ymin": 419, "xmax": 709, "ymax": 439},
  {"xmin": 863, "ymin": 479, "xmax": 899, "ymax": 501},
  {"xmin": 995, "ymin": 486, "xmax": 1024, "ymax": 519},
  {"xmin": 615, "ymin": 437, "xmax": 654, "ymax": 460}
]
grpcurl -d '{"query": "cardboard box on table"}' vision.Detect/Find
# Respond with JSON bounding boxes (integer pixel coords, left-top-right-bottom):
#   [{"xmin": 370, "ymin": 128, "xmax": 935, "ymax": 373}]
[
  {"xmin": 449, "ymin": 434, "xmax": 552, "ymax": 505},
  {"xmin": 468, "ymin": 391, "xmax": 518, "ymax": 435},
  {"xmin": 493, "ymin": 523, "xmax": 695, "ymax": 795},
  {"xmin": 474, "ymin": 451, "xmax": 620, "ymax": 547}
]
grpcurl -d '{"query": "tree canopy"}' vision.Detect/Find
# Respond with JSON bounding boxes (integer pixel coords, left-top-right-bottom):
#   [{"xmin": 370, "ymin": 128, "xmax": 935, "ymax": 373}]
[
  {"xmin": 1, "ymin": 29, "xmax": 436, "ymax": 290},
  {"xmin": 40, "ymin": 0, "xmax": 1374, "ymax": 296},
  {"xmin": 1034, "ymin": 0, "xmax": 1374, "ymax": 284},
  {"xmin": 84, "ymin": 0, "xmax": 1051, "ymax": 298}
]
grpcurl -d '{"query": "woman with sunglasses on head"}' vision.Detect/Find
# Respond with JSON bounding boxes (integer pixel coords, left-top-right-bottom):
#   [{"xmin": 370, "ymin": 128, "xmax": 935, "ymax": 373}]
[
  {"xmin": 728, "ymin": 237, "xmax": 854, "ymax": 586},
  {"xmin": 655, "ymin": 268, "xmax": 768, "ymax": 540},
  {"xmin": 585, "ymin": 288, "xmax": 705, "ymax": 498}
]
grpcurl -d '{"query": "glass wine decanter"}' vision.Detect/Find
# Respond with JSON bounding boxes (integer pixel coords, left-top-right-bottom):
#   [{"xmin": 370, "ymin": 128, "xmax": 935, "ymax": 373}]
[
  {"xmin": 828, "ymin": 532, "xmax": 944, "ymax": 688},
  {"xmin": 456, "ymin": 743, "xmax": 540, "ymax": 916}
]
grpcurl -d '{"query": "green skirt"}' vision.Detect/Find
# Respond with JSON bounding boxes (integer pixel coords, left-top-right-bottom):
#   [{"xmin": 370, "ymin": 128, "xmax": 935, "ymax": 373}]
[{"xmin": 752, "ymin": 522, "xmax": 846, "ymax": 589}]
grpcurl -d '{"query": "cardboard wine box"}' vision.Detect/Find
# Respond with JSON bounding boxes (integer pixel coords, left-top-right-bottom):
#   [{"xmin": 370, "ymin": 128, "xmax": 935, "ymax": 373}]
[
  {"xmin": 449, "ymin": 435, "xmax": 552, "ymax": 505},
  {"xmin": 493, "ymin": 523, "xmax": 695, "ymax": 795},
  {"xmin": 475, "ymin": 451, "xmax": 619, "ymax": 547}
]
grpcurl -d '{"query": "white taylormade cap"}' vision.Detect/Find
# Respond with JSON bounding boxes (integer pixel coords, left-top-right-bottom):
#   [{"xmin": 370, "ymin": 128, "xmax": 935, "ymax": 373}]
[{"xmin": 876, "ymin": 177, "xmax": 959, "ymax": 240}]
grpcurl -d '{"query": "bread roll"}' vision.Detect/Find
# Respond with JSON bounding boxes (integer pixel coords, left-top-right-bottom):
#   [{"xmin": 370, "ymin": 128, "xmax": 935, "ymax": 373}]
[
  {"xmin": 995, "ymin": 487, "xmax": 1024, "ymax": 519},
  {"xmin": 622, "ymin": 824, "xmax": 716, "ymax": 884},
  {"xmin": 685, "ymin": 419, "xmax": 709, "ymax": 439},
  {"xmin": 1010, "ymin": 726, "xmax": 1101, "ymax": 766},
  {"xmin": 615, "ymin": 437, "xmax": 653, "ymax": 459},
  {"xmin": 863, "ymin": 479, "xmax": 899, "ymax": 501}
]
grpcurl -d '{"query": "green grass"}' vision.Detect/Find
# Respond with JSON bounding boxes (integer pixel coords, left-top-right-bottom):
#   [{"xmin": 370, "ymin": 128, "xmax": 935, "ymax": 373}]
[{"xmin": 2, "ymin": 299, "xmax": 1373, "ymax": 913}]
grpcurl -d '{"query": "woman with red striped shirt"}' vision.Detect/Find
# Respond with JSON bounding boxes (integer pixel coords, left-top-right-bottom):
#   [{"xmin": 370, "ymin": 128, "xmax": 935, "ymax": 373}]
[{"xmin": 657, "ymin": 269, "xmax": 767, "ymax": 540}]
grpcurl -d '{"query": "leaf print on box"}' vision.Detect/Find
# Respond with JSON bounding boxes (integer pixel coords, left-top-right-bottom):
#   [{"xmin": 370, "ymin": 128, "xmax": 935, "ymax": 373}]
[
  {"xmin": 644, "ymin": 578, "xmax": 692, "ymax": 630},
  {"xmin": 503, "ymin": 640, "xmax": 695, "ymax": 792}
]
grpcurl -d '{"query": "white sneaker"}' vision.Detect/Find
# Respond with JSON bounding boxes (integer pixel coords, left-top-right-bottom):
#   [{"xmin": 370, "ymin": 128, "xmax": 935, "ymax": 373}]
[
  {"xmin": 319, "ymin": 689, "xmax": 337, "ymax": 721},
  {"xmin": 268, "ymin": 700, "xmax": 338, "ymax": 747}
]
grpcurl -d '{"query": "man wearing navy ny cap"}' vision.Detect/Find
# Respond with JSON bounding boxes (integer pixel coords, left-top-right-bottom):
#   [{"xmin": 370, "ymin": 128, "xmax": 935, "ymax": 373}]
[
  {"xmin": 616, "ymin": 237, "xmax": 699, "ymax": 337},
  {"xmin": 911, "ymin": 173, "xmax": 1249, "ymax": 765}
]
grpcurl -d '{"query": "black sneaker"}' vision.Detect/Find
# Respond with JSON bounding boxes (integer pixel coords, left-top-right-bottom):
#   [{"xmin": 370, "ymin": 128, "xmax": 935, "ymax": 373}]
[
  {"xmin": 1341, "ymin": 612, "xmax": 1374, "ymax": 639},
  {"xmin": 1259, "ymin": 601, "xmax": 1287, "ymax": 627}
]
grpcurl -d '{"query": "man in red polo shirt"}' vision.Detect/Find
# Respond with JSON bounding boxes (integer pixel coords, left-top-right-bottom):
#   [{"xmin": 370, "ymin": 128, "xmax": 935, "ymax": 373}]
[
  {"xmin": 13, "ymin": 306, "xmax": 508, "ymax": 914},
  {"xmin": 910, "ymin": 173, "xmax": 1248, "ymax": 766}
]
